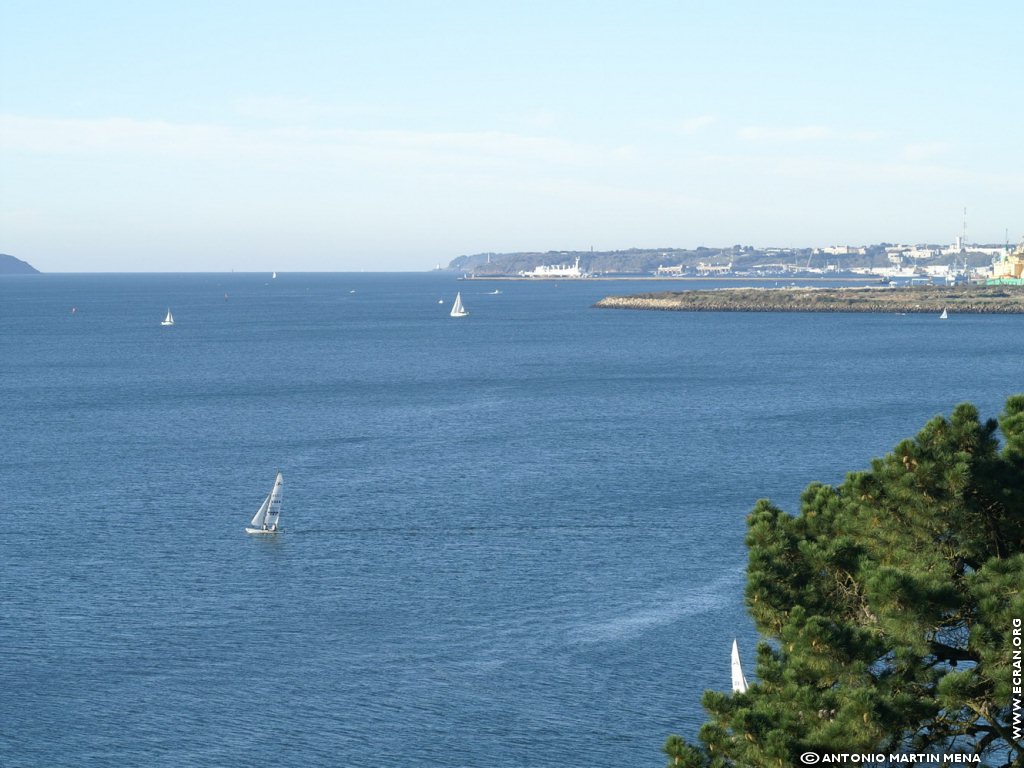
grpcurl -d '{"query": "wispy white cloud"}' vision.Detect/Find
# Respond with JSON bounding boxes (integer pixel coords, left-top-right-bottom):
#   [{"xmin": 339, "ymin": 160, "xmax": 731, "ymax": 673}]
[
  {"xmin": 735, "ymin": 123, "xmax": 889, "ymax": 144},
  {"xmin": 686, "ymin": 148, "xmax": 1016, "ymax": 192},
  {"xmin": 736, "ymin": 124, "xmax": 831, "ymax": 141},
  {"xmin": 901, "ymin": 140, "xmax": 954, "ymax": 161},
  {"xmin": 0, "ymin": 115, "xmax": 234, "ymax": 155},
  {"xmin": 848, "ymin": 129, "xmax": 886, "ymax": 142},
  {"xmin": 0, "ymin": 113, "xmax": 684, "ymax": 235},
  {"xmin": 672, "ymin": 115, "xmax": 717, "ymax": 135},
  {"xmin": 0, "ymin": 114, "xmax": 609, "ymax": 172}
]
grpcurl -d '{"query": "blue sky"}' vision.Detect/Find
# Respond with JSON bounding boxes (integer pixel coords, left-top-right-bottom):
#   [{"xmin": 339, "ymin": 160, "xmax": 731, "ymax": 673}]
[{"xmin": 2, "ymin": 0, "xmax": 1022, "ymax": 271}]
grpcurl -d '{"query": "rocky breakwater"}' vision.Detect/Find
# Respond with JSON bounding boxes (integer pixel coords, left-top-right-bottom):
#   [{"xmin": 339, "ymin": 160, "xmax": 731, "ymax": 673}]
[{"xmin": 593, "ymin": 284, "xmax": 1024, "ymax": 314}]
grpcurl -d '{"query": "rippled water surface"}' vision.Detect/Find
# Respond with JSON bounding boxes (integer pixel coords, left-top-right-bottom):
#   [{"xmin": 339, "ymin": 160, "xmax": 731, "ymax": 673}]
[{"xmin": 3, "ymin": 273, "xmax": 1022, "ymax": 767}]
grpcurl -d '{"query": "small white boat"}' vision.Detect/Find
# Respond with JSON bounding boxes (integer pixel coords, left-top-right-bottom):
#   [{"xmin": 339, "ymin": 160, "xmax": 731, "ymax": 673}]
[
  {"xmin": 160, "ymin": 308, "xmax": 174, "ymax": 326},
  {"xmin": 450, "ymin": 292, "xmax": 468, "ymax": 318},
  {"xmin": 731, "ymin": 639, "xmax": 748, "ymax": 693},
  {"xmin": 272, "ymin": 271, "xmax": 277, "ymax": 279},
  {"xmin": 939, "ymin": 308, "xmax": 948, "ymax": 319},
  {"xmin": 245, "ymin": 472, "xmax": 283, "ymax": 534}
]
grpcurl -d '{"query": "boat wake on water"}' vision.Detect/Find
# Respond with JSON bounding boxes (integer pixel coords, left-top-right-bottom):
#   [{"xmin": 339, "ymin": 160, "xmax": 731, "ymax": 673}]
[{"xmin": 565, "ymin": 568, "xmax": 745, "ymax": 645}]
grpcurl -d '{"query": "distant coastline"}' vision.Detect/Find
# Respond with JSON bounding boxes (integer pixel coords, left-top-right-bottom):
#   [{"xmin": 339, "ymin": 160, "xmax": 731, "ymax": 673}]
[
  {"xmin": 448, "ymin": 241, "xmax": 1001, "ymax": 281},
  {"xmin": 459, "ymin": 275, "xmax": 878, "ymax": 282},
  {"xmin": 0, "ymin": 254, "xmax": 40, "ymax": 274},
  {"xmin": 593, "ymin": 284, "xmax": 1024, "ymax": 314}
]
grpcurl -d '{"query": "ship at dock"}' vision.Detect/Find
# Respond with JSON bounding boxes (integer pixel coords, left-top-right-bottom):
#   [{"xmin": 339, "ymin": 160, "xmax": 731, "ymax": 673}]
[
  {"xmin": 986, "ymin": 240, "xmax": 1024, "ymax": 285},
  {"xmin": 517, "ymin": 255, "xmax": 586, "ymax": 278}
]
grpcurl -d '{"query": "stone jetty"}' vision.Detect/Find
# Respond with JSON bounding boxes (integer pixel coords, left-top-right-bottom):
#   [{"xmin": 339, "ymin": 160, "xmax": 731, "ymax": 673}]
[{"xmin": 593, "ymin": 284, "xmax": 1024, "ymax": 314}]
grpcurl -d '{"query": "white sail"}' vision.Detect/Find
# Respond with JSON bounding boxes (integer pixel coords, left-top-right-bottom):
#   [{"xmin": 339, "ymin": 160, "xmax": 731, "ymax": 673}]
[
  {"xmin": 731, "ymin": 639, "xmax": 748, "ymax": 693},
  {"xmin": 249, "ymin": 493, "xmax": 271, "ymax": 529},
  {"xmin": 450, "ymin": 292, "xmax": 468, "ymax": 318},
  {"xmin": 939, "ymin": 308, "xmax": 948, "ymax": 319},
  {"xmin": 246, "ymin": 472, "xmax": 283, "ymax": 533},
  {"xmin": 265, "ymin": 472, "xmax": 283, "ymax": 529},
  {"xmin": 161, "ymin": 308, "xmax": 174, "ymax": 326}
]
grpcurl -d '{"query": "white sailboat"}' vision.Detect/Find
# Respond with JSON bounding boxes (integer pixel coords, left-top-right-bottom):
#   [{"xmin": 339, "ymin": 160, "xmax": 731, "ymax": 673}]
[
  {"xmin": 450, "ymin": 292, "xmax": 468, "ymax": 318},
  {"xmin": 272, "ymin": 271, "xmax": 277, "ymax": 279},
  {"xmin": 939, "ymin": 308, "xmax": 948, "ymax": 319},
  {"xmin": 245, "ymin": 472, "xmax": 283, "ymax": 534},
  {"xmin": 160, "ymin": 308, "xmax": 174, "ymax": 326},
  {"xmin": 731, "ymin": 639, "xmax": 749, "ymax": 693}
]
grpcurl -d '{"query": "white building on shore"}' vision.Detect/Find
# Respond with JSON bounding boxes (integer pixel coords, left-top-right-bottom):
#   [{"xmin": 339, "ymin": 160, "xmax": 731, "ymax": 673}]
[
  {"xmin": 655, "ymin": 264, "xmax": 685, "ymax": 276},
  {"xmin": 696, "ymin": 261, "xmax": 733, "ymax": 275},
  {"xmin": 816, "ymin": 245, "xmax": 866, "ymax": 256}
]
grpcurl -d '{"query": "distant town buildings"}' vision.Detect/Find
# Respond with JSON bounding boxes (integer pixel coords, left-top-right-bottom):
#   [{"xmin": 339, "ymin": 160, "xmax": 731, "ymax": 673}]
[
  {"xmin": 817, "ymin": 245, "xmax": 866, "ymax": 256},
  {"xmin": 457, "ymin": 230, "xmax": 1020, "ymax": 283}
]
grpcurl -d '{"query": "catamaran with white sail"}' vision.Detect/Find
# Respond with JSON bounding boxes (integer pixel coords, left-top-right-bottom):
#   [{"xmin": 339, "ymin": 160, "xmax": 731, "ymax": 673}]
[
  {"xmin": 450, "ymin": 292, "xmax": 468, "ymax": 318},
  {"xmin": 731, "ymin": 638, "xmax": 748, "ymax": 693},
  {"xmin": 246, "ymin": 472, "xmax": 283, "ymax": 534}
]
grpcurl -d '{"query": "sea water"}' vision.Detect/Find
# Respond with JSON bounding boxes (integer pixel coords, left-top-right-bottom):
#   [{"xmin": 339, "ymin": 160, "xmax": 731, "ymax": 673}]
[{"xmin": 2, "ymin": 273, "xmax": 1022, "ymax": 767}]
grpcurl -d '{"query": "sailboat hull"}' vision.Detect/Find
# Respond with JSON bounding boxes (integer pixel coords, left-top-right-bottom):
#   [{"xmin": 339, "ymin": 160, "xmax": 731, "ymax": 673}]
[{"xmin": 245, "ymin": 527, "xmax": 281, "ymax": 535}]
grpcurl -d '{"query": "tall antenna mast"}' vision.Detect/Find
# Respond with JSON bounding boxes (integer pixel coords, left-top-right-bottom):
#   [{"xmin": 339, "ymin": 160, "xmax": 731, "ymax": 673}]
[{"xmin": 962, "ymin": 207, "xmax": 968, "ymax": 248}]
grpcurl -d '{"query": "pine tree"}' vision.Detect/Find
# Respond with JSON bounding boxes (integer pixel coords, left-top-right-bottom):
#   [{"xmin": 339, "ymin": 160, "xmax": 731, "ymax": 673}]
[{"xmin": 665, "ymin": 399, "xmax": 1024, "ymax": 767}]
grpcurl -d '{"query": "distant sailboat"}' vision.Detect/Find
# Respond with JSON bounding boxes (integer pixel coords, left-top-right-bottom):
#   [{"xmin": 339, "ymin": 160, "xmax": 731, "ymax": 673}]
[
  {"xmin": 939, "ymin": 308, "xmax": 948, "ymax": 319},
  {"xmin": 272, "ymin": 271, "xmax": 277, "ymax": 279},
  {"xmin": 731, "ymin": 639, "xmax": 748, "ymax": 693},
  {"xmin": 450, "ymin": 292, "xmax": 468, "ymax": 318},
  {"xmin": 161, "ymin": 308, "xmax": 174, "ymax": 326},
  {"xmin": 246, "ymin": 472, "xmax": 283, "ymax": 534}
]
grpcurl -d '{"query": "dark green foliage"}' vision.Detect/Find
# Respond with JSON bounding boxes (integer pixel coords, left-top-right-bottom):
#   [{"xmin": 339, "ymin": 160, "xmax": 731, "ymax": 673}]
[{"xmin": 665, "ymin": 399, "xmax": 1024, "ymax": 767}]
